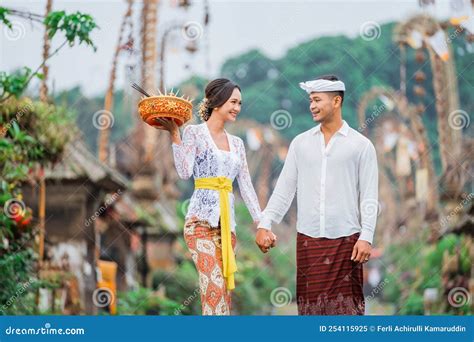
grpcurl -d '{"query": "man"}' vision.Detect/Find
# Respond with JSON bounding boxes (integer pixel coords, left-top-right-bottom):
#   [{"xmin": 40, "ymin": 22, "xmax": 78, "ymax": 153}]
[{"xmin": 255, "ymin": 75, "xmax": 378, "ymax": 315}]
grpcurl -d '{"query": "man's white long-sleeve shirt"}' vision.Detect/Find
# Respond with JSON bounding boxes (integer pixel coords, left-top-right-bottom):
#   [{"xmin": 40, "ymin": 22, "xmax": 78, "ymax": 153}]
[{"xmin": 259, "ymin": 120, "xmax": 379, "ymax": 244}]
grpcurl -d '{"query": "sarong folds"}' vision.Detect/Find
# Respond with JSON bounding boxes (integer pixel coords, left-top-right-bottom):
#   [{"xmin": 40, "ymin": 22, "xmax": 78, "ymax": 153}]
[{"xmin": 296, "ymin": 232, "xmax": 365, "ymax": 315}]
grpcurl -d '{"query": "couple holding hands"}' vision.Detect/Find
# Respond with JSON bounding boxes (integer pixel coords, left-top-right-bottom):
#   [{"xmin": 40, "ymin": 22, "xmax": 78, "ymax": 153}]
[{"xmin": 157, "ymin": 75, "xmax": 378, "ymax": 316}]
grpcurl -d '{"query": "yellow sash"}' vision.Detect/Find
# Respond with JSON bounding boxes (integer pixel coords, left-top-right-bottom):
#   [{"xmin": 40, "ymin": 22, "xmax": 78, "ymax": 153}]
[{"xmin": 194, "ymin": 176, "xmax": 237, "ymax": 290}]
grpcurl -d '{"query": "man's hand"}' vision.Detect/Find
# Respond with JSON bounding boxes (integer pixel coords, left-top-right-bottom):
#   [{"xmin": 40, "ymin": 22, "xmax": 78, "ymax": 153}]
[
  {"xmin": 255, "ymin": 228, "xmax": 277, "ymax": 253},
  {"xmin": 351, "ymin": 240, "xmax": 371, "ymax": 263}
]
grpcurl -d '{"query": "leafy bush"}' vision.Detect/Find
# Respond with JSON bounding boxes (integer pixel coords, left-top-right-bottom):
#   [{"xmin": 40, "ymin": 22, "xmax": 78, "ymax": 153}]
[
  {"xmin": 117, "ymin": 287, "xmax": 180, "ymax": 315},
  {"xmin": 0, "ymin": 98, "xmax": 75, "ymax": 314},
  {"xmin": 399, "ymin": 292, "xmax": 424, "ymax": 315},
  {"xmin": 384, "ymin": 233, "xmax": 472, "ymax": 315},
  {"xmin": 151, "ymin": 260, "xmax": 200, "ymax": 315}
]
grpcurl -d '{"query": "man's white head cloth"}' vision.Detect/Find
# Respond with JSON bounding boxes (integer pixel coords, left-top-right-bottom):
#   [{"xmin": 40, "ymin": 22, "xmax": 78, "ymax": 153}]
[{"xmin": 299, "ymin": 79, "xmax": 346, "ymax": 94}]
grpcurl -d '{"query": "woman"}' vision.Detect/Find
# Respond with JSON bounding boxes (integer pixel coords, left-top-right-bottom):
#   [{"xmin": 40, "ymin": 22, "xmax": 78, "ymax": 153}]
[{"xmin": 157, "ymin": 78, "xmax": 273, "ymax": 315}]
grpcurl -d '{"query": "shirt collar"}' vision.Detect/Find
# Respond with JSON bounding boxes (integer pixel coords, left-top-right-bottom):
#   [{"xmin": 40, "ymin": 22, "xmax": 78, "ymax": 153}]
[{"xmin": 312, "ymin": 120, "xmax": 349, "ymax": 136}]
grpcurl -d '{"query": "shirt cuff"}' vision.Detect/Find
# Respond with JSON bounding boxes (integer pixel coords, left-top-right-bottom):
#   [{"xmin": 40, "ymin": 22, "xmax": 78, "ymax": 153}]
[
  {"xmin": 359, "ymin": 229, "xmax": 374, "ymax": 244},
  {"xmin": 253, "ymin": 212, "xmax": 263, "ymax": 224},
  {"xmin": 258, "ymin": 216, "xmax": 273, "ymax": 230}
]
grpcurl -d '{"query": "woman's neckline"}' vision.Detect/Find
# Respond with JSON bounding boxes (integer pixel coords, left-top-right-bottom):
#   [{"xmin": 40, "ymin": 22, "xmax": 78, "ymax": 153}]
[{"xmin": 204, "ymin": 123, "xmax": 232, "ymax": 153}]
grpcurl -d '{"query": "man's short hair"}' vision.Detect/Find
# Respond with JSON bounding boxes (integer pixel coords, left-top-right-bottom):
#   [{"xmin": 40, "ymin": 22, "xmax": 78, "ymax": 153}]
[{"xmin": 316, "ymin": 74, "xmax": 344, "ymax": 105}]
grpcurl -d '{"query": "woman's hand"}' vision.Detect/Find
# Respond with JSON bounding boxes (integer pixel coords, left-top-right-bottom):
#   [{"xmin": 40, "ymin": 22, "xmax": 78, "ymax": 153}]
[{"xmin": 155, "ymin": 118, "xmax": 181, "ymax": 144}]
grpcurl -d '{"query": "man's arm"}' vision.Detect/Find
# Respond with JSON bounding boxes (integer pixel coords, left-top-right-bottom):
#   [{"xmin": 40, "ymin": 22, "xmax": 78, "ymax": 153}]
[
  {"xmin": 358, "ymin": 141, "xmax": 379, "ymax": 244},
  {"xmin": 352, "ymin": 141, "xmax": 378, "ymax": 263}
]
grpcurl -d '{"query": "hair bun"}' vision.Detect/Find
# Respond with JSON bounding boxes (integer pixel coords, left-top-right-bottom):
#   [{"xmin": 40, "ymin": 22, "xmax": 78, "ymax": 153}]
[{"xmin": 198, "ymin": 97, "xmax": 211, "ymax": 121}]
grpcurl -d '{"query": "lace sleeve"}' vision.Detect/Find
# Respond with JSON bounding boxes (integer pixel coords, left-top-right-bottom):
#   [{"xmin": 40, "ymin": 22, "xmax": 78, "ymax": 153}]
[
  {"xmin": 172, "ymin": 125, "xmax": 197, "ymax": 179},
  {"xmin": 236, "ymin": 138, "xmax": 262, "ymax": 223}
]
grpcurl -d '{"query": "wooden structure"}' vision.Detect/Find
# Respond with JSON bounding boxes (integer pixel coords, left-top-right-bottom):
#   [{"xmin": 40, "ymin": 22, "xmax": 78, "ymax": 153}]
[
  {"xmin": 394, "ymin": 14, "xmax": 464, "ymax": 198},
  {"xmin": 22, "ymin": 139, "xmax": 128, "ymax": 314}
]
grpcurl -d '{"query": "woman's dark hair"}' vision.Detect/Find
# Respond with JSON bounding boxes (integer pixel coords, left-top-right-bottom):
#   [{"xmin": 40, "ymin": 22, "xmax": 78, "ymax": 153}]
[
  {"xmin": 199, "ymin": 78, "xmax": 241, "ymax": 121},
  {"xmin": 316, "ymin": 74, "xmax": 344, "ymax": 105}
]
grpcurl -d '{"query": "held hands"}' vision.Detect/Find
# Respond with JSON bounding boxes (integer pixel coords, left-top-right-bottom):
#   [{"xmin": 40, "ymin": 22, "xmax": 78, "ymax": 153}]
[
  {"xmin": 255, "ymin": 228, "xmax": 277, "ymax": 253},
  {"xmin": 351, "ymin": 239, "xmax": 371, "ymax": 263}
]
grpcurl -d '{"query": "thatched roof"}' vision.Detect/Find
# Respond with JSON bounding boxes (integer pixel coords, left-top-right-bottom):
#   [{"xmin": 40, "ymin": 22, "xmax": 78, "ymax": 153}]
[{"xmin": 45, "ymin": 138, "xmax": 129, "ymax": 191}]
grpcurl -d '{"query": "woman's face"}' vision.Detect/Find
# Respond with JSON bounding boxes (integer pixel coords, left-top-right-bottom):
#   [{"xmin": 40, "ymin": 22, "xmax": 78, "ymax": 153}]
[{"xmin": 213, "ymin": 88, "xmax": 242, "ymax": 123}]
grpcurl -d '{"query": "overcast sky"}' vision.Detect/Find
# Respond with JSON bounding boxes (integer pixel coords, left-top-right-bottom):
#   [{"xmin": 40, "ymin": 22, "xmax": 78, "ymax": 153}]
[{"xmin": 0, "ymin": 0, "xmax": 454, "ymax": 96}]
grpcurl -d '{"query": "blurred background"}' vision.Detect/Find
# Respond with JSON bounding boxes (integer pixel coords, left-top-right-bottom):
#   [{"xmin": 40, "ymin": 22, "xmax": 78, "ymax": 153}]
[{"xmin": 0, "ymin": 0, "xmax": 472, "ymax": 315}]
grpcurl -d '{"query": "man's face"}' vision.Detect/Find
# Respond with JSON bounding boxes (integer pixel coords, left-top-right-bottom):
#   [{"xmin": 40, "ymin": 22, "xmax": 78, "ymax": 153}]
[{"xmin": 309, "ymin": 92, "xmax": 336, "ymax": 123}]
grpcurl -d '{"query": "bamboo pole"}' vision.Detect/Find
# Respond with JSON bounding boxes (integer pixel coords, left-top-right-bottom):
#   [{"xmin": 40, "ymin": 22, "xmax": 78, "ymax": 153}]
[
  {"xmin": 36, "ymin": 0, "xmax": 53, "ymax": 311},
  {"xmin": 98, "ymin": 0, "xmax": 134, "ymax": 163},
  {"xmin": 39, "ymin": 0, "xmax": 52, "ymax": 102}
]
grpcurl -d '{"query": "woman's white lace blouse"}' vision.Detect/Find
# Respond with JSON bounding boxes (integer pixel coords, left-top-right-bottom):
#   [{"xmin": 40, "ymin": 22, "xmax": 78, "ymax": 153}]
[{"xmin": 172, "ymin": 123, "xmax": 262, "ymax": 232}]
